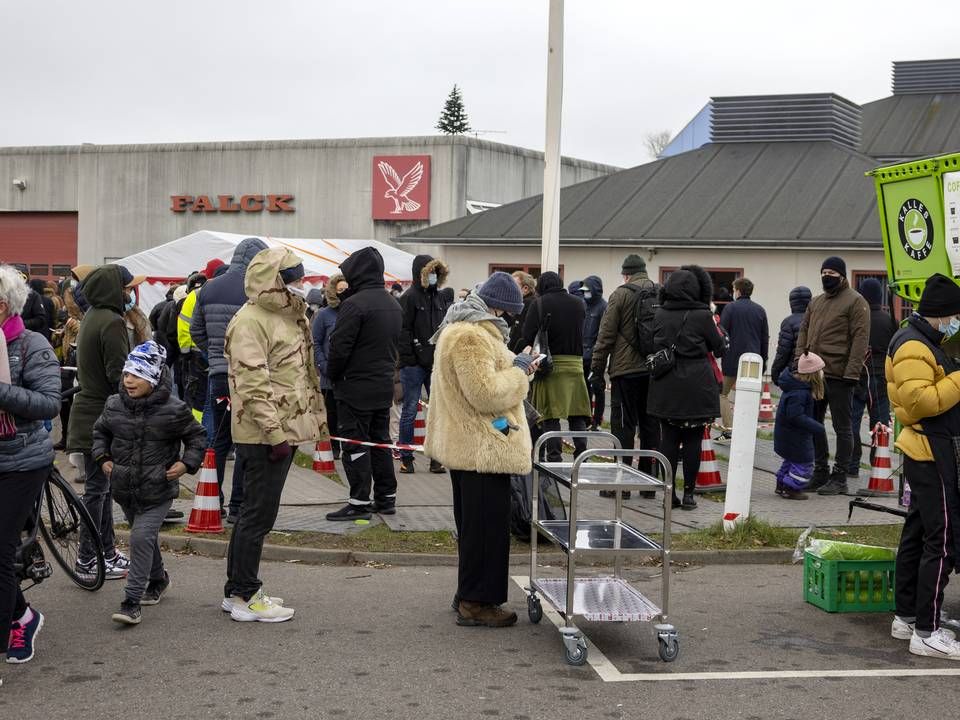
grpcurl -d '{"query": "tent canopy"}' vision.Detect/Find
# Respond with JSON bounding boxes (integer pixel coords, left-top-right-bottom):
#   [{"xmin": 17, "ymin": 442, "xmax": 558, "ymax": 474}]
[{"xmin": 116, "ymin": 230, "xmax": 416, "ymax": 313}]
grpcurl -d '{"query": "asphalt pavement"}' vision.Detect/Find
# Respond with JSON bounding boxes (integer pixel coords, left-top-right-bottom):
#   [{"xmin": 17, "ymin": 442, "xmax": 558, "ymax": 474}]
[{"xmin": 4, "ymin": 553, "xmax": 960, "ymax": 719}]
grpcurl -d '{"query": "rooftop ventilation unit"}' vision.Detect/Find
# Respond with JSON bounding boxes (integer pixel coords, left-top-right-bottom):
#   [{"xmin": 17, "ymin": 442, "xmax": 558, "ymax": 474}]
[
  {"xmin": 710, "ymin": 93, "xmax": 861, "ymax": 150},
  {"xmin": 893, "ymin": 58, "xmax": 960, "ymax": 95}
]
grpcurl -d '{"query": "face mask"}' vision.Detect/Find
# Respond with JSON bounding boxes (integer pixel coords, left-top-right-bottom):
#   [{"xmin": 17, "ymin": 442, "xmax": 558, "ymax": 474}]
[
  {"xmin": 286, "ymin": 284, "xmax": 307, "ymax": 299},
  {"xmin": 939, "ymin": 316, "xmax": 960, "ymax": 340},
  {"xmin": 821, "ymin": 275, "xmax": 842, "ymax": 293},
  {"xmin": 583, "ymin": 291, "xmax": 592, "ymax": 300},
  {"xmin": 123, "ymin": 296, "xmax": 136, "ymax": 312},
  {"xmin": 428, "ymin": 273, "xmax": 438, "ymax": 286}
]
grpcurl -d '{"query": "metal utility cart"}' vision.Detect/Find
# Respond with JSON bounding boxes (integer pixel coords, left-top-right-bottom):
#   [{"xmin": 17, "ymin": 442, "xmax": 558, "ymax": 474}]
[{"xmin": 526, "ymin": 431, "xmax": 678, "ymax": 666}]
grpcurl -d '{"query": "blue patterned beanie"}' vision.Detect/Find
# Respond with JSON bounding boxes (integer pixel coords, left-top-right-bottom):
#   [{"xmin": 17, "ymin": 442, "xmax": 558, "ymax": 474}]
[{"xmin": 123, "ymin": 340, "xmax": 167, "ymax": 386}]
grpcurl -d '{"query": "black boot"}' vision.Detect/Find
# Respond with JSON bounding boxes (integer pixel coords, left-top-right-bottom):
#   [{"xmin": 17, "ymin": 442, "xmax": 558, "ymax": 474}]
[
  {"xmin": 681, "ymin": 487, "xmax": 697, "ymax": 510},
  {"xmin": 671, "ymin": 491, "xmax": 682, "ymax": 509}
]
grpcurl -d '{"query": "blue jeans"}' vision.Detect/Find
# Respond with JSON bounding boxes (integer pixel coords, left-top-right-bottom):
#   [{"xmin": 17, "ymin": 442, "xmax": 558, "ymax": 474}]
[
  {"xmin": 848, "ymin": 370, "xmax": 891, "ymax": 475},
  {"xmin": 202, "ymin": 383, "xmax": 215, "ymax": 444},
  {"xmin": 399, "ymin": 365, "xmax": 430, "ymax": 461}
]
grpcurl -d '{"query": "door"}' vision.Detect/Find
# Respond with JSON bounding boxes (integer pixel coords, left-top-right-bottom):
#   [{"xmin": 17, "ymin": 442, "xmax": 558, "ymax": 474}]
[{"xmin": 0, "ymin": 212, "xmax": 78, "ymax": 280}]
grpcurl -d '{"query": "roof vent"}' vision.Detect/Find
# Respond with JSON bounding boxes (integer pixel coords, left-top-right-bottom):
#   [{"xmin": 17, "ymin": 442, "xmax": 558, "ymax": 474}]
[
  {"xmin": 710, "ymin": 93, "xmax": 861, "ymax": 150},
  {"xmin": 893, "ymin": 58, "xmax": 960, "ymax": 94}
]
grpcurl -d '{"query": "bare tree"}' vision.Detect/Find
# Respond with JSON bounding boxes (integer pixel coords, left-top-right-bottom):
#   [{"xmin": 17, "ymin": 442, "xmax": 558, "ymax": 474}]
[{"xmin": 644, "ymin": 130, "xmax": 672, "ymax": 159}]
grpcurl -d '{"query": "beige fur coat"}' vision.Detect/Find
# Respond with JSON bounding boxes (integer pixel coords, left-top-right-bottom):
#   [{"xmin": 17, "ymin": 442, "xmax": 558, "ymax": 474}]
[{"xmin": 424, "ymin": 320, "xmax": 532, "ymax": 475}]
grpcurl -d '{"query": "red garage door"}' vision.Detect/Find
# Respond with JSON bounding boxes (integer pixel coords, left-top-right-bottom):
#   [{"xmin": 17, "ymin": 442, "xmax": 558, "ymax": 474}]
[{"xmin": 0, "ymin": 212, "xmax": 78, "ymax": 280}]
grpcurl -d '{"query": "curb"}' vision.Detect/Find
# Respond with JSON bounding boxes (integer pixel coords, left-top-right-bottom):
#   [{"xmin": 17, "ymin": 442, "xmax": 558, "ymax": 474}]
[{"xmin": 120, "ymin": 531, "xmax": 796, "ymax": 568}]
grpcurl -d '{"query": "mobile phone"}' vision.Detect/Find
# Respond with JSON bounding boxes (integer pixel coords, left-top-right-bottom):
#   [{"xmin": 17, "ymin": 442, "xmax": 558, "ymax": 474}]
[{"xmin": 535, "ymin": 353, "xmax": 548, "ymax": 363}]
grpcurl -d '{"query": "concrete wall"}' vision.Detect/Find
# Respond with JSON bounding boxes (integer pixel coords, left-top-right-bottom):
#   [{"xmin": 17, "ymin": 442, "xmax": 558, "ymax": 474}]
[
  {"xmin": 407, "ymin": 242, "xmax": 887, "ymax": 361},
  {"xmin": 0, "ymin": 137, "xmax": 618, "ymax": 264}
]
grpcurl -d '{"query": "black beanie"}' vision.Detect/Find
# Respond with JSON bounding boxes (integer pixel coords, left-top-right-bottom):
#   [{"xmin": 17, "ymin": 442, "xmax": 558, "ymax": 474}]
[
  {"xmin": 821, "ymin": 256, "xmax": 847, "ymax": 276},
  {"xmin": 622, "ymin": 254, "xmax": 646, "ymax": 274},
  {"xmin": 279, "ymin": 263, "xmax": 305, "ymax": 284},
  {"xmin": 918, "ymin": 274, "xmax": 960, "ymax": 317}
]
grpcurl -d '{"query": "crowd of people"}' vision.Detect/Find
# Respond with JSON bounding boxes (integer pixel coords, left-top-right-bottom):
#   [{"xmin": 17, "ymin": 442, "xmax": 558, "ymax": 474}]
[{"xmin": 2, "ymin": 244, "xmax": 960, "ymax": 667}]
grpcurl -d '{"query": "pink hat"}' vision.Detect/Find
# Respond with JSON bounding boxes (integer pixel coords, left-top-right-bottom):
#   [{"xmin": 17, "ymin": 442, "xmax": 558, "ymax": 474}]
[{"xmin": 798, "ymin": 352, "xmax": 825, "ymax": 374}]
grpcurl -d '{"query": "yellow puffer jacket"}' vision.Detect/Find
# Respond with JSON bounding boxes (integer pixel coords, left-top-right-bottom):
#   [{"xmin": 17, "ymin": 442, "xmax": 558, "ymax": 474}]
[
  {"xmin": 886, "ymin": 335, "xmax": 960, "ymax": 462},
  {"xmin": 424, "ymin": 320, "xmax": 532, "ymax": 475}
]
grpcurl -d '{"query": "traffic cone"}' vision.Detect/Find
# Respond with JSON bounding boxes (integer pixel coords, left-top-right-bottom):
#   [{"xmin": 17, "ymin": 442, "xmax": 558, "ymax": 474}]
[
  {"xmin": 413, "ymin": 401, "xmax": 426, "ymax": 445},
  {"xmin": 185, "ymin": 449, "xmax": 224, "ymax": 534},
  {"xmin": 694, "ymin": 427, "xmax": 725, "ymax": 493},
  {"xmin": 759, "ymin": 381, "xmax": 775, "ymax": 423},
  {"xmin": 312, "ymin": 439, "xmax": 336, "ymax": 474},
  {"xmin": 860, "ymin": 424, "xmax": 896, "ymax": 496}
]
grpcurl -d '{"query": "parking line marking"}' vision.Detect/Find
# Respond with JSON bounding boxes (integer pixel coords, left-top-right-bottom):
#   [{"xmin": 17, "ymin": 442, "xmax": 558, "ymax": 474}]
[{"xmin": 512, "ymin": 576, "xmax": 960, "ymax": 682}]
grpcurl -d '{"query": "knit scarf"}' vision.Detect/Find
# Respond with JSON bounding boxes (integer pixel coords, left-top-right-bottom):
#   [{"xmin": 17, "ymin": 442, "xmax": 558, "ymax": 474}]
[
  {"xmin": 0, "ymin": 315, "xmax": 25, "ymax": 438},
  {"xmin": 429, "ymin": 292, "xmax": 509, "ymax": 344}
]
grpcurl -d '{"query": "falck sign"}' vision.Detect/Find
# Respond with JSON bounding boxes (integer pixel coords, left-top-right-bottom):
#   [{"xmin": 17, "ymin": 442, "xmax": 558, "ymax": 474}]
[{"xmin": 372, "ymin": 155, "xmax": 430, "ymax": 221}]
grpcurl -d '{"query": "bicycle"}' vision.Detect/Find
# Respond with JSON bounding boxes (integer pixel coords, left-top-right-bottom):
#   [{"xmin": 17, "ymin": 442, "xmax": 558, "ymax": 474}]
[{"xmin": 14, "ymin": 464, "xmax": 107, "ymax": 592}]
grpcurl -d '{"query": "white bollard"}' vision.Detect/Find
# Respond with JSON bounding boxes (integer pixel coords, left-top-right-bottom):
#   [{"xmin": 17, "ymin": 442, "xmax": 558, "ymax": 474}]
[{"xmin": 722, "ymin": 353, "xmax": 764, "ymax": 532}]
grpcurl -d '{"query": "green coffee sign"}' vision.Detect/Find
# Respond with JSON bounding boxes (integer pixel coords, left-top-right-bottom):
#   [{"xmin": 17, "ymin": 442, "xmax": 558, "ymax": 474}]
[{"xmin": 880, "ymin": 176, "xmax": 942, "ymax": 278}]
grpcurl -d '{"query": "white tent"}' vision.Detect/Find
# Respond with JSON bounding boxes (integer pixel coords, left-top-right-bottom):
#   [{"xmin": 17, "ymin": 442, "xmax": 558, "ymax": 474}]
[{"xmin": 116, "ymin": 230, "xmax": 416, "ymax": 314}]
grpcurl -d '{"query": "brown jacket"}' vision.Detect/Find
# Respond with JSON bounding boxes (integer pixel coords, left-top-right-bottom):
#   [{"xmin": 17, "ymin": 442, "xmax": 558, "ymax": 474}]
[
  {"xmin": 590, "ymin": 272, "xmax": 654, "ymax": 379},
  {"xmin": 795, "ymin": 283, "xmax": 869, "ymax": 381}
]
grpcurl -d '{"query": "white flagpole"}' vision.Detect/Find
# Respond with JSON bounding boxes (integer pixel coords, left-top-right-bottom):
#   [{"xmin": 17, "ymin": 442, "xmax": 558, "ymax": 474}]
[{"xmin": 540, "ymin": 0, "xmax": 563, "ymax": 273}]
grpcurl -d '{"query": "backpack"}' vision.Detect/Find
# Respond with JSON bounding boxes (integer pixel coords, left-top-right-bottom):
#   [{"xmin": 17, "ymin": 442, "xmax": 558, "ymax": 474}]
[{"xmin": 623, "ymin": 281, "xmax": 660, "ymax": 357}]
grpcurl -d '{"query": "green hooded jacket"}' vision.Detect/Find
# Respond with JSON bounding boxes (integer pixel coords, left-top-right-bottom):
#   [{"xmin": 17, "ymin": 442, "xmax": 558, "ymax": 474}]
[
  {"xmin": 67, "ymin": 265, "xmax": 130, "ymax": 452},
  {"xmin": 224, "ymin": 247, "xmax": 328, "ymax": 446}
]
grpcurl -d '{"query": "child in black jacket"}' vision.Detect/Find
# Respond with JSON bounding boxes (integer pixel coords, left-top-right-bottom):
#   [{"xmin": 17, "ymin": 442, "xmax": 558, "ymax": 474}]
[{"xmin": 92, "ymin": 341, "xmax": 206, "ymax": 625}]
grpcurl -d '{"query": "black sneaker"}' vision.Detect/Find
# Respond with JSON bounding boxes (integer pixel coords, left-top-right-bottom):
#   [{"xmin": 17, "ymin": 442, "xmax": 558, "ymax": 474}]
[
  {"xmin": 807, "ymin": 471, "xmax": 830, "ymax": 491},
  {"xmin": 399, "ymin": 459, "xmax": 415, "ymax": 474},
  {"xmin": 111, "ymin": 600, "xmax": 142, "ymax": 625},
  {"xmin": 141, "ymin": 571, "xmax": 171, "ymax": 606},
  {"xmin": 325, "ymin": 504, "xmax": 372, "ymax": 521},
  {"xmin": 429, "ymin": 459, "xmax": 446, "ymax": 474},
  {"xmin": 817, "ymin": 478, "xmax": 848, "ymax": 496},
  {"xmin": 373, "ymin": 502, "xmax": 396, "ymax": 515}
]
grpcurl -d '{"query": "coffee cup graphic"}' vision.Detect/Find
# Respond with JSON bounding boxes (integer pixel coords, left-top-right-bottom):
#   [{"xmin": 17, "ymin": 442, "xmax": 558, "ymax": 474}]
[{"xmin": 908, "ymin": 227, "xmax": 926, "ymax": 247}]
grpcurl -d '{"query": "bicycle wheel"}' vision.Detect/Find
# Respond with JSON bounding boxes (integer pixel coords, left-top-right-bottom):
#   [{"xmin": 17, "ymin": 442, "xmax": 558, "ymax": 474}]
[{"xmin": 39, "ymin": 467, "xmax": 106, "ymax": 591}]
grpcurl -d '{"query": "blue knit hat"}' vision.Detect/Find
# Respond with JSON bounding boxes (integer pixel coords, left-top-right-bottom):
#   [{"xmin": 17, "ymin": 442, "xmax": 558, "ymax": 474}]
[
  {"xmin": 123, "ymin": 340, "xmax": 167, "ymax": 387},
  {"xmin": 478, "ymin": 271, "xmax": 523, "ymax": 314}
]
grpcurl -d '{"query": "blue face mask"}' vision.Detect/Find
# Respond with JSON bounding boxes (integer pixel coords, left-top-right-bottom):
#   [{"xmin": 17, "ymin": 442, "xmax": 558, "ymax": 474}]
[
  {"xmin": 123, "ymin": 297, "xmax": 136, "ymax": 312},
  {"xmin": 939, "ymin": 316, "xmax": 960, "ymax": 340},
  {"xmin": 428, "ymin": 273, "xmax": 438, "ymax": 286},
  {"xmin": 583, "ymin": 291, "xmax": 592, "ymax": 300}
]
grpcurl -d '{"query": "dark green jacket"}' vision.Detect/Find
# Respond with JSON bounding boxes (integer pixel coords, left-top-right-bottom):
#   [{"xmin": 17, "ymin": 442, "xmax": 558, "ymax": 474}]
[
  {"xmin": 590, "ymin": 272, "xmax": 654, "ymax": 379},
  {"xmin": 67, "ymin": 265, "xmax": 130, "ymax": 453}
]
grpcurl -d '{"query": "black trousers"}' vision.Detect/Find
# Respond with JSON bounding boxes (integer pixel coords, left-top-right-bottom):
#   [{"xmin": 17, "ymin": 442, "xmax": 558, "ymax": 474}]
[
  {"xmin": 536, "ymin": 417, "xmax": 588, "ymax": 462},
  {"xmin": 322, "ymin": 389, "xmax": 340, "ymax": 456},
  {"xmin": 337, "ymin": 402, "xmax": 397, "ymax": 506},
  {"xmin": 611, "ymin": 374, "xmax": 661, "ymax": 474},
  {"xmin": 659, "ymin": 422, "xmax": 702, "ymax": 492},
  {"xmin": 224, "ymin": 444, "xmax": 294, "ymax": 601},
  {"xmin": 451, "ymin": 470, "xmax": 511, "ymax": 605},
  {"xmin": 1, "ymin": 467, "xmax": 46, "ymax": 654},
  {"xmin": 895, "ymin": 457, "xmax": 956, "ymax": 633},
  {"xmin": 584, "ymin": 358, "xmax": 605, "ymax": 428},
  {"xmin": 210, "ymin": 373, "xmax": 244, "ymax": 514},
  {"xmin": 813, "ymin": 378, "xmax": 854, "ymax": 478}
]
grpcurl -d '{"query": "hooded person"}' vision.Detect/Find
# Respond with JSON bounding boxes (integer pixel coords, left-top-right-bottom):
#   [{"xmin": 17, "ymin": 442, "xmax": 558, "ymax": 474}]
[
  {"xmin": 397, "ymin": 253, "xmax": 452, "ymax": 474},
  {"xmin": 647, "ymin": 265, "xmax": 726, "ymax": 510},
  {"xmin": 847, "ymin": 278, "xmax": 898, "ymax": 477},
  {"xmin": 425, "ymin": 273, "xmax": 537, "ymax": 628},
  {"xmin": 312, "ymin": 273, "xmax": 347, "ymax": 459},
  {"xmin": 770, "ymin": 286, "xmax": 813, "ymax": 387},
  {"xmin": 325, "ymin": 247, "xmax": 403, "ymax": 521},
  {"xmin": 521, "ymin": 271, "xmax": 591, "ymax": 461},
  {"xmin": 20, "ymin": 277, "xmax": 51, "ymax": 340},
  {"xmin": 148, "ymin": 285, "xmax": 176, "ymax": 330},
  {"xmin": 222, "ymin": 247, "xmax": 327, "ymax": 623},
  {"xmin": 27, "ymin": 279, "xmax": 55, "ymax": 339},
  {"xmin": 190, "ymin": 237, "xmax": 269, "ymax": 521},
  {"xmin": 579, "ymin": 275, "xmax": 607, "ymax": 427},
  {"xmin": 568, "ymin": 280, "xmax": 584, "ymax": 299},
  {"xmin": 67, "ymin": 264, "xmax": 132, "ymax": 578},
  {"xmin": 795, "ymin": 256, "xmax": 869, "ymax": 494},
  {"xmin": 305, "ymin": 288, "xmax": 325, "ymax": 320},
  {"xmin": 886, "ymin": 273, "xmax": 960, "ymax": 659}
]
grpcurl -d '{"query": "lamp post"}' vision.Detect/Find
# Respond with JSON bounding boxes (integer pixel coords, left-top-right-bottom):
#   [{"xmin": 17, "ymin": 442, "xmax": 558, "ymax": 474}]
[
  {"xmin": 722, "ymin": 353, "xmax": 763, "ymax": 532},
  {"xmin": 540, "ymin": 0, "xmax": 563, "ymax": 273}
]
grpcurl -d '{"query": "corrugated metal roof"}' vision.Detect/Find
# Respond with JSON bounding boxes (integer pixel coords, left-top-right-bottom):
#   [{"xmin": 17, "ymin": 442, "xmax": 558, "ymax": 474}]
[
  {"xmin": 859, "ymin": 92, "xmax": 960, "ymax": 162},
  {"xmin": 893, "ymin": 59, "xmax": 960, "ymax": 95},
  {"xmin": 398, "ymin": 141, "xmax": 880, "ymax": 249}
]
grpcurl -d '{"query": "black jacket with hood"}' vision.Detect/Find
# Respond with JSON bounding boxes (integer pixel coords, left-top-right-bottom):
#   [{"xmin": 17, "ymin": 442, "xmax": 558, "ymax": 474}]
[
  {"xmin": 771, "ymin": 286, "xmax": 812, "ymax": 386},
  {"xmin": 67, "ymin": 265, "xmax": 130, "ymax": 452},
  {"xmin": 21, "ymin": 287, "xmax": 51, "ymax": 340},
  {"xmin": 647, "ymin": 265, "xmax": 726, "ymax": 422},
  {"xmin": 327, "ymin": 247, "xmax": 402, "ymax": 410},
  {"xmin": 190, "ymin": 238, "xmax": 268, "ymax": 376},
  {"xmin": 521, "ymin": 272, "xmax": 585, "ymax": 357},
  {"xmin": 580, "ymin": 275, "xmax": 607, "ymax": 363},
  {"xmin": 398, "ymin": 254, "xmax": 452, "ymax": 369}
]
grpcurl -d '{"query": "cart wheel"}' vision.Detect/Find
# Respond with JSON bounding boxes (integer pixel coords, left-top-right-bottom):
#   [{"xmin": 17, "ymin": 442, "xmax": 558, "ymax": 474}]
[
  {"xmin": 527, "ymin": 595, "xmax": 543, "ymax": 624},
  {"xmin": 658, "ymin": 635, "xmax": 679, "ymax": 662},
  {"xmin": 564, "ymin": 639, "xmax": 588, "ymax": 666}
]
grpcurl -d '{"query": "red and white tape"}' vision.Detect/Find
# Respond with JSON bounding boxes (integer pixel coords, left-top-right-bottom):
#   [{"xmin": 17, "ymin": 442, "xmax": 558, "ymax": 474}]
[{"xmin": 330, "ymin": 436, "xmax": 424, "ymax": 453}]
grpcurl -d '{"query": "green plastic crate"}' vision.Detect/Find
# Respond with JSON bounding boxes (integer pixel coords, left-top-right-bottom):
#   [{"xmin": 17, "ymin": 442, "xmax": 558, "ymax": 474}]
[{"xmin": 803, "ymin": 551, "xmax": 896, "ymax": 613}]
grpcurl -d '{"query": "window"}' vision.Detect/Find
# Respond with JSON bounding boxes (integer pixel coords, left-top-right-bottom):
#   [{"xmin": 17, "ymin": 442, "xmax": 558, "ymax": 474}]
[
  {"xmin": 52, "ymin": 264, "xmax": 72, "ymax": 278},
  {"xmin": 488, "ymin": 263, "xmax": 564, "ymax": 282},
  {"xmin": 29, "ymin": 264, "xmax": 49, "ymax": 278}
]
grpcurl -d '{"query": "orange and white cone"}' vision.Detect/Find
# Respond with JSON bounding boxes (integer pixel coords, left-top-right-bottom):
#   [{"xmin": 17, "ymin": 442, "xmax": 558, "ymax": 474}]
[
  {"xmin": 312, "ymin": 439, "xmax": 336, "ymax": 474},
  {"xmin": 413, "ymin": 401, "xmax": 426, "ymax": 446},
  {"xmin": 860, "ymin": 424, "xmax": 896, "ymax": 496},
  {"xmin": 185, "ymin": 448, "xmax": 224, "ymax": 534},
  {"xmin": 758, "ymin": 381, "xmax": 775, "ymax": 423},
  {"xmin": 694, "ymin": 427, "xmax": 725, "ymax": 492}
]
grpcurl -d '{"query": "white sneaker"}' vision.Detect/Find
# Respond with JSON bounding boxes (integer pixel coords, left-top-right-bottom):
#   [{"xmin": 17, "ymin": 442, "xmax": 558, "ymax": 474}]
[
  {"xmin": 229, "ymin": 590, "xmax": 294, "ymax": 623},
  {"xmin": 892, "ymin": 615, "xmax": 958, "ymax": 640},
  {"xmin": 221, "ymin": 595, "xmax": 284, "ymax": 612},
  {"xmin": 909, "ymin": 629, "xmax": 960, "ymax": 660}
]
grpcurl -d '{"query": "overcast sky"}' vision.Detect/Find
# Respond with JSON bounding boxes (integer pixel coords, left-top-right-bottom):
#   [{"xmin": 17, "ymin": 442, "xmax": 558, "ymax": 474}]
[{"xmin": 2, "ymin": 0, "xmax": 957, "ymax": 168}]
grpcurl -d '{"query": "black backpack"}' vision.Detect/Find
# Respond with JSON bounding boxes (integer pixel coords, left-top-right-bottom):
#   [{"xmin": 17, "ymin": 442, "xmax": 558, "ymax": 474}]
[{"xmin": 623, "ymin": 281, "xmax": 660, "ymax": 358}]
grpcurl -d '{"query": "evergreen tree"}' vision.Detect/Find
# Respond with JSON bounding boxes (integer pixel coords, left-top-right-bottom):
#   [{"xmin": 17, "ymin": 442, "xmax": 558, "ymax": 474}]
[{"xmin": 436, "ymin": 85, "xmax": 471, "ymax": 135}]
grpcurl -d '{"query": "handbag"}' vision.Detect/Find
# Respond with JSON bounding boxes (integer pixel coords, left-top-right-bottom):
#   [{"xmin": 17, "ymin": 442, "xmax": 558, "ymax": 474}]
[{"xmin": 645, "ymin": 312, "xmax": 689, "ymax": 380}]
